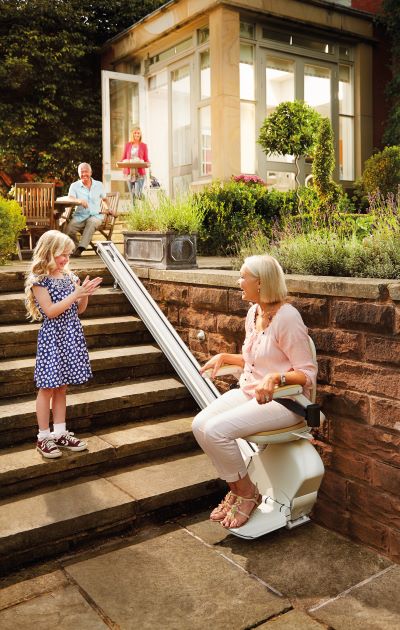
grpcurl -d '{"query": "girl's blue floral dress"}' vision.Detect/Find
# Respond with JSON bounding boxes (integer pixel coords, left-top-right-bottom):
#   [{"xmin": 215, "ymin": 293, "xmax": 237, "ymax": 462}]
[{"xmin": 33, "ymin": 273, "xmax": 92, "ymax": 388}]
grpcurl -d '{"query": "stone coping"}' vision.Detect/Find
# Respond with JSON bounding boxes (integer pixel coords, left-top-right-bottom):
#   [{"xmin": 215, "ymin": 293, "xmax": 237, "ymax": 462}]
[
  {"xmin": 134, "ymin": 266, "xmax": 400, "ymax": 301},
  {"xmin": 1, "ymin": 259, "xmax": 399, "ymax": 300}
]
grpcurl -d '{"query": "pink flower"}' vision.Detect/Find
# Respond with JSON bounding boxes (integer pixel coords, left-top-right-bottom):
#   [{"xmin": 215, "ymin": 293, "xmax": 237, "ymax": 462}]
[{"xmin": 232, "ymin": 173, "xmax": 267, "ymax": 186}]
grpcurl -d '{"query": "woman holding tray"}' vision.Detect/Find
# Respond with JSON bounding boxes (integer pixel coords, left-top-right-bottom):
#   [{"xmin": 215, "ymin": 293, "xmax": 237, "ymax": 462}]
[{"xmin": 121, "ymin": 127, "xmax": 150, "ymax": 204}]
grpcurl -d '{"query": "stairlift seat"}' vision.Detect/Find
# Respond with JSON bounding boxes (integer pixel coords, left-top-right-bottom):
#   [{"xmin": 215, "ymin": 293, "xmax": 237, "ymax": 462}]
[{"xmin": 245, "ymin": 420, "xmax": 310, "ymax": 444}]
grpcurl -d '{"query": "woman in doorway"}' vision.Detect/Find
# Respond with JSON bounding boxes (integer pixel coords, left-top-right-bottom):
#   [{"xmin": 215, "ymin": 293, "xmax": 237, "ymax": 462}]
[{"xmin": 121, "ymin": 127, "xmax": 150, "ymax": 204}]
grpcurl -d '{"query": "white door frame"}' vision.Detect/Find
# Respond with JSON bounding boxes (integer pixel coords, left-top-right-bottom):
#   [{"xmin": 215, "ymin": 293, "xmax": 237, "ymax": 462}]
[{"xmin": 101, "ymin": 70, "xmax": 146, "ymax": 192}]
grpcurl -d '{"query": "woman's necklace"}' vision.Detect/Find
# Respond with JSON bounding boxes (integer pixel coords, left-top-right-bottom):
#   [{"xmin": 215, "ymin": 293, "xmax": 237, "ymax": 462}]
[{"xmin": 256, "ymin": 303, "xmax": 281, "ymax": 330}]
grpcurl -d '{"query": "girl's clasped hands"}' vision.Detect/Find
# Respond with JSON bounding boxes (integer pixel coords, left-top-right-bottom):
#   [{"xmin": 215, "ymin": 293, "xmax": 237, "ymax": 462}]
[{"xmin": 74, "ymin": 275, "xmax": 103, "ymax": 299}]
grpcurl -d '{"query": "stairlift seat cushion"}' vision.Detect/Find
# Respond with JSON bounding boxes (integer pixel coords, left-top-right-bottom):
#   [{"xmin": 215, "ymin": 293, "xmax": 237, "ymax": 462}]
[{"xmin": 245, "ymin": 420, "xmax": 309, "ymax": 444}]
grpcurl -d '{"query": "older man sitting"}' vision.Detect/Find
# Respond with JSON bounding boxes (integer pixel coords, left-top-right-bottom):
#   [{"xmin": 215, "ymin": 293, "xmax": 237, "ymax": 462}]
[{"xmin": 66, "ymin": 163, "xmax": 112, "ymax": 257}]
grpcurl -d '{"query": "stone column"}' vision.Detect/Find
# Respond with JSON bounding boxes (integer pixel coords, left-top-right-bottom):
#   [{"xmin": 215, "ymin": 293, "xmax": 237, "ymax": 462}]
[{"xmin": 209, "ymin": 6, "xmax": 241, "ymax": 181}]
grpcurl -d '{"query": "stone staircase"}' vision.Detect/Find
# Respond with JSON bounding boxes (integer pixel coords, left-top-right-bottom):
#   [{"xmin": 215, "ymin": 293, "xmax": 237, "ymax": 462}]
[{"xmin": 0, "ymin": 265, "xmax": 221, "ymax": 574}]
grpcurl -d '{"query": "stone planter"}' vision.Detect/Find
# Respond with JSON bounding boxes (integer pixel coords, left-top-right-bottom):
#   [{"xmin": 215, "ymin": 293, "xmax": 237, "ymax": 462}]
[{"xmin": 123, "ymin": 230, "xmax": 198, "ymax": 269}]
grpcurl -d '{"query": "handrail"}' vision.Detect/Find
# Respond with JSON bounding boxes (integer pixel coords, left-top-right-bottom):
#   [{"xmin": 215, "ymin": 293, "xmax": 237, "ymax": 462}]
[{"xmin": 96, "ymin": 242, "xmax": 220, "ymax": 410}]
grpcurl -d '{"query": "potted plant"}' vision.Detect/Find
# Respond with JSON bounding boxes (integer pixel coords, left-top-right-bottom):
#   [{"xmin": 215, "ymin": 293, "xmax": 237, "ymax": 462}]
[{"xmin": 123, "ymin": 192, "xmax": 204, "ymax": 269}]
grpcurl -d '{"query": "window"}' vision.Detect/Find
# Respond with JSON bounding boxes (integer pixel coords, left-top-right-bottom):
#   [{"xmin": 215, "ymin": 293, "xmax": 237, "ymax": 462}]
[
  {"xmin": 171, "ymin": 66, "xmax": 191, "ymax": 168},
  {"xmin": 339, "ymin": 64, "xmax": 354, "ymax": 180},
  {"xmin": 199, "ymin": 106, "xmax": 211, "ymax": 176},
  {"xmin": 197, "ymin": 27, "xmax": 209, "ymax": 45},
  {"xmin": 150, "ymin": 38, "xmax": 192, "ymax": 66},
  {"xmin": 200, "ymin": 50, "xmax": 210, "ymax": 100},
  {"xmin": 266, "ymin": 56, "xmax": 295, "ymax": 164},
  {"xmin": 304, "ymin": 64, "xmax": 331, "ymax": 118},
  {"xmin": 240, "ymin": 44, "xmax": 256, "ymax": 172},
  {"xmin": 148, "ymin": 71, "xmax": 168, "ymax": 190}
]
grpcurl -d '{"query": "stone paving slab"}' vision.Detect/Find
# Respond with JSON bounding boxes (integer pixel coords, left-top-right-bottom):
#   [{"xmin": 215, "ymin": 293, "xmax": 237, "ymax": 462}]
[
  {"xmin": 177, "ymin": 512, "xmax": 394, "ymax": 610},
  {"xmin": 258, "ymin": 609, "xmax": 326, "ymax": 628},
  {"xmin": 65, "ymin": 523, "xmax": 290, "ymax": 629},
  {"xmin": 0, "ymin": 570, "xmax": 69, "ymax": 610},
  {"xmin": 0, "ymin": 584, "xmax": 108, "ymax": 629},
  {"xmin": 309, "ymin": 564, "xmax": 400, "ymax": 629}
]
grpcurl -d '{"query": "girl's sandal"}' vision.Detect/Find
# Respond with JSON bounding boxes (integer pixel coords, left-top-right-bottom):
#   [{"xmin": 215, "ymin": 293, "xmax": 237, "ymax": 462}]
[
  {"xmin": 210, "ymin": 491, "xmax": 238, "ymax": 522},
  {"xmin": 221, "ymin": 486, "xmax": 261, "ymax": 529}
]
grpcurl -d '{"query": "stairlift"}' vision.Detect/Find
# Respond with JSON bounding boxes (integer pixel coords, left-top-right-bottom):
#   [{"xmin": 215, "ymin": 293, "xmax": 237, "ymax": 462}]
[
  {"xmin": 205, "ymin": 337, "xmax": 325, "ymax": 540},
  {"xmin": 96, "ymin": 243, "xmax": 324, "ymax": 541}
]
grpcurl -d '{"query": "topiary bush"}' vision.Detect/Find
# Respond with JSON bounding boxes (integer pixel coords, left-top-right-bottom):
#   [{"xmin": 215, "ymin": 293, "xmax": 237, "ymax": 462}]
[
  {"xmin": 361, "ymin": 145, "xmax": 400, "ymax": 197},
  {"xmin": 312, "ymin": 117, "xmax": 342, "ymax": 209},
  {"xmin": 0, "ymin": 196, "xmax": 26, "ymax": 263},
  {"xmin": 258, "ymin": 100, "xmax": 321, "ymax": 188}
]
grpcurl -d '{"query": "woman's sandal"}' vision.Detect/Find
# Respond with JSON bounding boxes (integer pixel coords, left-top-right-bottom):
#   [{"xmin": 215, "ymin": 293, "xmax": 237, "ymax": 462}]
[
  {"xmin": 221, "ymin": 486, "xmax": 261, "ymax": 529},
  {"xmin": 210, "ymin": 491, "xmax": 238, "ymax": 522}
]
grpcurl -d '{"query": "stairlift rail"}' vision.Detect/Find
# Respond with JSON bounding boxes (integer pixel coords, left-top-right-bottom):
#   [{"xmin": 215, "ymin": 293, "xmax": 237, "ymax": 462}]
[{"xmin": 96, "ymin": 242, "xmax": 220, "ymax": 410}]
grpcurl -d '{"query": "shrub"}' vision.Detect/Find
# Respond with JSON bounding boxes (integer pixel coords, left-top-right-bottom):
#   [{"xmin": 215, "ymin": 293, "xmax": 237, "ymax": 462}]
[
  {"xmin": 195, "ymin": 181, "xmax": 302, "ymax": 255},
  {"xmin": 361, "ymin": 146, "xmax": 400, "ymax": 197},
  {"xmin": 0, "ymin": 196, "xmax": 26, "ymax": 263},
  {"xmin": 234, "ymin": 190, "xmax": 400, "ymax": 278},
  {"xmin": 125, "ymin": 192, "xmax": 203, "ymax": 233}
]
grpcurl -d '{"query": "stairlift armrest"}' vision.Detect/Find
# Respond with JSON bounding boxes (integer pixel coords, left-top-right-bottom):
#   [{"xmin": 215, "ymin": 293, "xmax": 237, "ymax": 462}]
[{"xmin": 202, "ymin": 365, "xmax": 244, "ymax": 379}]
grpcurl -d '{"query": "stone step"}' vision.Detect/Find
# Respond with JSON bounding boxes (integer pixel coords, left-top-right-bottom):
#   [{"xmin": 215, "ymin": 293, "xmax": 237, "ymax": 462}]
[
  {"xmin": 0, "ymin": 266, "xmax": 116, "ymax": 294},
  {"xmin": 0, "ymin": 413, "xmax": 197, "ymax": 498},
  {"xmin": 0, "ymin": 376, "xmax": 195, "ymax": 447},
  {"xmin": 0, "ymin": 287, "xmax": 134, "ymax": 324},
  {"xmin": 0, "ymin": 343, "xmax": 171, "ymax": 397},
  {"xmin": 0, "ymin": 315, "xmax": 151, "ymax": 359},
  {"xmin": 0, "ymin": 450, "xmax": 221, "ymax": 573}
]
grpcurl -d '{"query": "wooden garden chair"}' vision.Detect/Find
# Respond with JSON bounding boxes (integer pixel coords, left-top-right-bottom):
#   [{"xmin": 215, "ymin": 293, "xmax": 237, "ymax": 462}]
[
  {"xmin": 15, "ymin": 182, "xmax": 56, "ymax": 251},
  {"xmin": 61, "ymin": 191, "xmax": 120, "ymax": 252}
]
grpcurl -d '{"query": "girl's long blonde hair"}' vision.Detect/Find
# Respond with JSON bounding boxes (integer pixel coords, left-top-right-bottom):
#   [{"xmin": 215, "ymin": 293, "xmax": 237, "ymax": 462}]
[{"xmin": 25, "ymin": 230, "xmax": 75, "ymax": 321}]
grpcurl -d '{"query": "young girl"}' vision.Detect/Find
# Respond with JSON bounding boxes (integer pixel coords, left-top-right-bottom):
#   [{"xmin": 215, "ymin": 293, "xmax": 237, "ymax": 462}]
[{"xmin": 25, "ymin": 230, "xmax": 102, "ymax": 459}]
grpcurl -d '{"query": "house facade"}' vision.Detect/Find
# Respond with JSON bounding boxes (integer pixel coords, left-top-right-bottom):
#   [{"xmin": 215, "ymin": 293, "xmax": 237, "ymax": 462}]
[{"xmin": 101, "ymin": 0, "xmax": 385, "ymax": 195}]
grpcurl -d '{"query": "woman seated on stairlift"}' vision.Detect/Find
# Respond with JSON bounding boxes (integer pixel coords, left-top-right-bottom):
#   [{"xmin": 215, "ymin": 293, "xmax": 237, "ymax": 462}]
[{"xmin": 192, "ymin": 255, "xmax": 317, "ymax": 529}]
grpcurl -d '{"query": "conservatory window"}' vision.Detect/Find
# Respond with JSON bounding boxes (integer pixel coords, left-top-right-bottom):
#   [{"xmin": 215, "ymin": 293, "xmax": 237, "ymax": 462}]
[
  {"xmin": 266, "ymin": 56, "xmax": 295, "ymax": 164},
  {"xmin": 200, "ymin": 50, "xmax": 210, "ymax": 100},
  {"xmin": 199, "ymin": 106, "xmax": 212, "ymax": 176},
  {"xmin": 339, "ymin": 64, "xmax": 354, "ymax": 180},
  {"xmin": 171, "ymin": 66, "xmax": 191, "ymax": 167},
  {"xmin": 304, "ymin": 64, "xmax": 331, "ymax": 118}
]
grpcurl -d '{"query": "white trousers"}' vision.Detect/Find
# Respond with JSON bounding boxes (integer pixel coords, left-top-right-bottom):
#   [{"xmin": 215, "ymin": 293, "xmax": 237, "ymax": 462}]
[{"xmin": 192, "ymin": 388, "xmax": 301, "ymax": 482}]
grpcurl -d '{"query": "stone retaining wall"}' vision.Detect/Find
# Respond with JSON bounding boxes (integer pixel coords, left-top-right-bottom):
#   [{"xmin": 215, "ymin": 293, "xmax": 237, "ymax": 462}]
[{"xmin": 138, "ymin": 268, "xmax": 400, "ymax": 563}]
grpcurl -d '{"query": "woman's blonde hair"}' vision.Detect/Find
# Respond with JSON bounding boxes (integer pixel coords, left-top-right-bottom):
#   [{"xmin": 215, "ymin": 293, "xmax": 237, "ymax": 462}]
[
  {"xmin": 130, "ymin": 126, "xmax": 142, "ymax": 142},
  {"xmin": 244, "ymin": 255, "xmax": 287, "ymax": 304},
  {"xmin": 24, "ymin": 230, "xmax": 75, "ymax": 321}
]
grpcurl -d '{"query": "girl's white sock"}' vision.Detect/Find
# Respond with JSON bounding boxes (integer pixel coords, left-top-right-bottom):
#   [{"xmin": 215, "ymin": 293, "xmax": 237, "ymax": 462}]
[
  {"xmin": 38, "ymin": 428, "xmax": 51, "ymax": 440},
  {"xmin": 53, "ymin": 422, "xmax": 66, "ymax": 436}
]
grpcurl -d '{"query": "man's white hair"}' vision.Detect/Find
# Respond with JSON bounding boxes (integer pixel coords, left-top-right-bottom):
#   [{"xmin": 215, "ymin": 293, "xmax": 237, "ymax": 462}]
[{"xmin": 78, "ymin": 162, "xmax": 92, "ymax": 176}]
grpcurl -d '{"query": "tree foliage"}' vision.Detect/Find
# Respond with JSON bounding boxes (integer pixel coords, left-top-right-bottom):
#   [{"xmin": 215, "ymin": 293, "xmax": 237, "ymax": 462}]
[
  {"xmin": 258, "ymin": 101, "xmax": 321, "ymax": 188},
  {"xmin": 379, "ymin": 1, "xmax": 400, "ymax": 144},
  {"xmin": 0, "ymin": 0, "xmax": 163, "ymax": 191}
]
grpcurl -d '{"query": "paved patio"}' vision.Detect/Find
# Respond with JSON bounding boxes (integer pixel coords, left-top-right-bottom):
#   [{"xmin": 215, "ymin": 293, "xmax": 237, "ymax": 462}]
[{"xmin": 0, "ymin": 511, "xmax": 399, "ymax": 629}]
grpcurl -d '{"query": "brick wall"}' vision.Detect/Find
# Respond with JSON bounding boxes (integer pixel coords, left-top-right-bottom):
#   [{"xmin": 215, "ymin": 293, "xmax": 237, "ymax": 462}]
[{"xmin": 141, "ymin": 269, "xmax": 400, "ymax": 562}]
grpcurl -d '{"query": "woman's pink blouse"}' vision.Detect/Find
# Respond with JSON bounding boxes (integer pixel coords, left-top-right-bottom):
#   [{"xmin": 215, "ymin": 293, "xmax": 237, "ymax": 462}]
[{"xmin": 239, "ymin": 303, "xmax": 317, "ymax": 400}]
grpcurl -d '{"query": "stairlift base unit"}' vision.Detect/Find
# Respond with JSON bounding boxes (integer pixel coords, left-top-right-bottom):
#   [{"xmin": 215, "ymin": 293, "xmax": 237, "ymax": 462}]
[{"xmin": 228, "ymin": 428, "xmax": 325, "ymax": 539}]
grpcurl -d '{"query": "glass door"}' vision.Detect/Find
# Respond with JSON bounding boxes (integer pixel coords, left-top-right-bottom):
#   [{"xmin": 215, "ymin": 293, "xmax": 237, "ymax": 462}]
[{"xmin": 102, "ymin": 70, "xmax": 146, "ymax": 194}]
